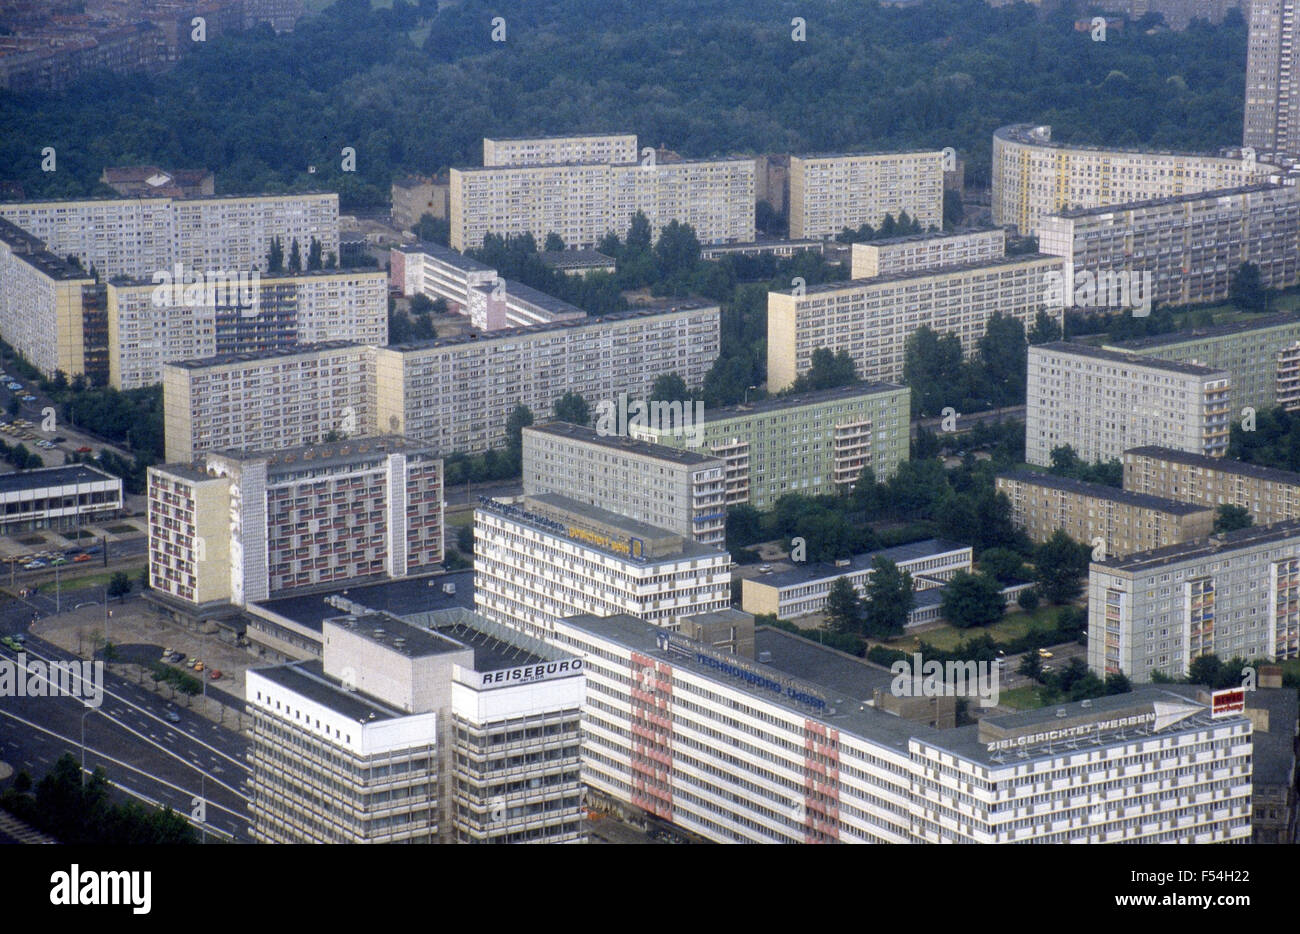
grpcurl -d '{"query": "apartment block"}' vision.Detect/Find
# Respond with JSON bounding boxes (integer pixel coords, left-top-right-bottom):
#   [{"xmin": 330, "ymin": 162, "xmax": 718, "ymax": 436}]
[
  {"xmin": 390, "ymin": 240, "xmax": 497, "ymax": 313},
  {"xmin": 1245, "ymin": 0, "xmax": 1300, "ymax": 161},
  {"xmin": 849, "ymin": 228, "xmax": 1005, "ymax": 279},
  {"xmin": 1088, "ymin": 520, "xmax": 1300, "ymax": 681},
  {"xmin": 373, "ymin": 303, "xmax": 719, "ymax": 455},
  {"xmin": 473, "ymin": 494, "xmax": 731, "ymax": 640},
  {"xmin": 449, "ymin": 157, "xmax": 754, "ymax": 251},
  {"xmin": 1102, "ymin": 312, "xmax": 1300, "ymax": 415},
  {"xmin": 466, "ymin": 278, "xmax": 587, "ymax": 331},
  {"xmin": 740, "ymin": 539, "xmax": 971, "ymax": 620},
  {"xmin": 767, "ymin": 254, "xmax": 1065, "ymax": 391},
  {"xmin": 482, "ymin": 133, "xmax": 638, "ymax": 167},
  {"xmin": 391, "ymin": 174, "xmax": 450, "ymax": 231},
  {"xmin": 631, "ymin": 383, "xmax": 909, "ymax": 509},
  {"xmin": 1124, "ymin": 445, "xmax": 1300, "ymax": 526},
  {"xmin": 247, "ymin": 608, "xmax": 584, "ymax": 843},
  {"xmin": 1025, "ymin": 343, "xmax": 1232, "ymax": 467},
  {"xmin": 992, "ymin": 124, "xmax": 1278, "ymax": 234},
  {"xmin": 522, "ymin": 422, "xmax": 728, "ymax": 546},
  {"xmin": 0, "ymin": 217, "xmax": 94, "ymax": 377},
  {"xmin": 148, "ymin": 436, "xmax": 442, "ymax": 609},
  {"xmin": 996, "ymin": 470, "xmax": 1215, "ymax": 558},
  {"xmin": 107, "ymin": 269, "xmax": 388, "ymax": 389},
  {"xmin": 788, "ymin": 150, "xmax": 945, "ymax": 239},
  {"xmin": 1039, "ymin": 184, "xmax": 1300, "ymax": 310},
  {"xmin": 550, "ymin": 613, "xmax": 1252, "ymax": 842},
  {"xmin": 162, "ymin": 341, "xmax": 374, "ymax": 462}
]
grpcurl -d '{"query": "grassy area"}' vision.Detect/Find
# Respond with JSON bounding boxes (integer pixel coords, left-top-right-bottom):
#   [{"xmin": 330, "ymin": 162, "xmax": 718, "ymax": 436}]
[
  {"xmin": 1279, "ymin": 659, "xmax": 1300, "ymax": 684},
  {"xmin": 998, "ymin": 685, "xmax": 1049, "ymax": 711},
  {"xmin": 445, "ymin": 510, "xmax": 474, "ymax": 529},
  {"xmin": 35, "ymin": 570, "xmax": 130, "ymax": 595},
  {"xmin": 897, "ymin": 605, "xmax": 1065, "ymax": 652}
]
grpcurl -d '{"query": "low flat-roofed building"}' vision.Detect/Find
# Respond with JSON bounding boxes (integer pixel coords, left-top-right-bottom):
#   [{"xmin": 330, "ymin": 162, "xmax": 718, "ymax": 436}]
[
  {"xmin": 0, "ymin": 464, "xmax": 123, "ymax": 535},
  {"xmin": 996, "ymin": 469, "xmax": 1215, "ymax": 557},
  {"xmin": 1123, "ymin": 445, "xmax": 1300, "ymax": 526},
  {"xmin": 741, "ymin": 539, "xmax": 971, "ymax": 620},
  {"xmin": 473, "ymin": 493, "xmax": 731, "ymax": 639},
  {"xmin": 538, "ymin": 249, "xmax": 616, "ymax": 276},
  {"xmin": 247, "ymin": 606, "xmax": 584, "ymax": 844},
  {"xmin": 850, "ymin": 228, "xmax": 1005, "ymax": 279},
  {"xmin": 522, "ymin": 421, "xmax": 727, "ymax": 546}
]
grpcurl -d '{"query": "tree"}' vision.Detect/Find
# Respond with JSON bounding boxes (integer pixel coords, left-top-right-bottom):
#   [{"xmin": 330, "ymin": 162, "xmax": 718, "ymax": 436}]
[
  {"xmin": 553, "ymin": 391, "xmax": 590, "ymax": 426},
  {"xmin": 307, "ymin": 236, "xmax": 323, "ymax": 271},
  {"xmin": 649, "ymin": 372, "xmax": 690, "ymax": 403},
  {"xmin": 1034, "ymin": 529, "xmax": 1090, "ymax": 604},
  {"xmin": 1214, "ymin": 504, "xmax": 1253, "ymax": 533},
  {"xmin": 267, "ymin": 236, "xmax": 284, "ymax": 274},
  {"xmin": 980, "ymin": 548, "xmax": 1026, "ymax": 583},
  {"xmin": 544, "ymin": 232, "xmax": 565, "ymax": 252},
  {"xmin": 1028, "ymin": 309, "xmax": 1062, "ymax": 344},
  {"xmin": 456, "ymin": 523, "xmax": 474, "ymax": 554},
  {"xmin": 409, "ymin": 293, "xmax": 434, "ymax": 315},
  {"xmin": 504, "ymin": 404, "xmax": 533, "ymax": 461},
  {"xmin": 903, "ymin": 325, "xmax": 964, "ymax": 416},
  {"xmin": 288, "ymin": 238, "xmax": 302, "ymax": 273},
  {"xmin": 862, "ymin": 557, "xmax": 913, "ymax": 638},
  {"xmin": 654, "ymin": 220, "xmax": 701, "ymax": 278},
  {"xmin": 790, "ymin": 348, "xmax": 857, "ymax": 393},
  {"xmin": 1018, "ymin": 651, "xmax": 1043, "ymax": 680},
  {"xmin": 5, "ymin": 397, "xmax": 18, "ymax": 418},
  {"xmin": 940, "ymin": 571, "xmax": 1005, "ymax": 628},
  {"xmin": 942, "ymin": 189, "xmax": 964, "ymax": 229},
  {"xmin": 1104, "ymin": 671, "xmax": 1131, "ymax": 695},
  {"xmin": 824, "ymin": 578, "xmax": 863, "ymax": 635},
  {"xmin": 975, "ymin": 313, "xmax": 1027, "ymax": 406},
  {"xmin": 108, "ymin": 571, "xmax": 132, "ymax": 603},
  {"xmin": 626, "ymin": 211, "xmax": 653, "ymax": 255},
  {"xmin": 1017, "ymin": 587, "xmax": 1040, "ymax": 611},
  {"xmin": 1229, "ymin": 262, "xmax": 1266, "ymax": 312}
]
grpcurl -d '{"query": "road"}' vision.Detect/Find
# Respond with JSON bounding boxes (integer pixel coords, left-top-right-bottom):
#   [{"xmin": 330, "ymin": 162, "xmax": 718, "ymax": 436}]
[
  {"xmin": 0, "ymin": 612, "xmax": 251, "ymax": 842},
  {"xmin": 912, "ymin": 405, "xmax": 1025, "ymax": 440}
]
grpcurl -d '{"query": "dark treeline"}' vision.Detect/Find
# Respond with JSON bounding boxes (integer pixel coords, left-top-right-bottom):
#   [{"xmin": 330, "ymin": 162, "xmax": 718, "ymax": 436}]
[{"xmin": 0, "ymin": 0, "xmax": 1250, "ymax": 208}]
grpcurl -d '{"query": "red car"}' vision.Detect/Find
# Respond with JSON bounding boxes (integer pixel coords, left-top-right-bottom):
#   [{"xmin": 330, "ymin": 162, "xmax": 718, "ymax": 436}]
[
  {"xmin": 75, "ymin": 446, "xmax": 92, "ymax": 453},
  {"xmin": 208, "ymin": 669, "xmax": 222, "ymax": 681},
  {"xmin": 74, "ymin": 554, "xmax": 91, "ymax": 562}
]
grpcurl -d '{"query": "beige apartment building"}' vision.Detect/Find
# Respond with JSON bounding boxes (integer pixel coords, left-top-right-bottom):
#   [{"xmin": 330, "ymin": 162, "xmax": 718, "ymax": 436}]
[
  {"xmin": 107, "ymin": 269, "xmax": 388, "ymax": 389},
  {"xmin": 996, "ymin": 470, "xmax": 1215, "ymax": 558},
  {"xmin": 1246, "ymin": 0, "xmax": 1300, "ymax": 161},
  {"xmin": 1124, "ymin": 445, "xmax": 1300, "ymax": 526},
  {"xmin": 164, "ymin": 304, "xmax": 720, "ymax": 461},
  {"xmin": 522, "ymin": 422, "xmax": 727, "ymax": 546},
  {"xmin": 1038, "ymin": 184, "xmax": 1300, "ymax": 311},
  {"xmin": 767, "ymin": 253, "xmax": 1064, "ymax": 391},
  {"xmin": 1026, "ymin": 343, "xmax": 1232, "ymax": 468},
  {"xmin": 391, "ymin": 174, "xmax": 449, "ymax": 231},
  {"xmin": 0, "ymin": 192, "xmax": 339, "ymax": 280},
  {"xmin": 0, "ymin": 217, "xmax": 94, "ymax": 377},
  {"xmin": 849, "ymin": 228, "xmax": 1005, "ymax": 279},
  {"xmin": 449, "ymin": 158, "xmax": 754, "ymax": 251},
  {"xmin": 631, "ymin": 383, "xmax": 910, "ymax": 509},
  {"xmin": 991, "ymin": 124, "xmax": 1278, "ymax": 234},
  {"xmin": 788, "ymin": 150, "xmax": 945, "ymax": 239},
  {"xmin": 162, "ymin": 341, "xmax": 375, "ymax": 462},
  {"xmin": 146, "ymin": 464, "xmax": 235, "ymax": 608},
  {"xmin": 482, "ymin": 133, "xmax": 639, "ymax": 167}
]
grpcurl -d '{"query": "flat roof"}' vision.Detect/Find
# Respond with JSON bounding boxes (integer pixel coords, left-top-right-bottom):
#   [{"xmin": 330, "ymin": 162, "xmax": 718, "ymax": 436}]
[
  {"xmin": 252, "ymin": 660, "xmax": 407, "ymax": 723},
  {"xmin": 207, "ymin": 435, "xmax": 434, "ymax": 473},
  {"xmin": 484, "ymin": 132, "xmax": 635, "ymax": 143},
  {"xmin": 1094, "ymin": 519, "xmax": 1300, "ymax": 573},
  {"xmin": 167, "ymin": 339, "xmax": 362, "ymax": 369},
  {"xmin": 1106, "ymin": 311, "xmax": 1300, "ymax": 351},
  {"xmin": 427, "ymin": 613, "xmax": 548, "ymax": 672},
  {"xmin": 691, "ymin": 381, "xmax": 907, "ymax": 424},
  {"xmin": 453, "ymin": 156, "xmax": 755, "ymax": 173},
  {"xmin": 855, "ymin": 227, "xmax": 1003, "ymax": 248},
  {"xmin": 328, "ymin": 611, "xmax": 466, "ymax": 658},
  {"xmin": 0, "ymin": 190, "xmax": 336, "ymax": 207},
  {"xmin": 993, "ymin": 124, "xmax": 1256, "ymax": 162},
  {"xmin": 1124, "ymin": 445, "xmax": 1300, "ymax": 487},
  {"xmin": 1032, "ymin": 341, "xmax": 1231, "ymax": 378},
  {"xmin": 538, "ymin": 249, "xmax": 615, "ymax": 268},
  {"xmin": 398, "ymin": 239, "xmax": 495, "ymax": 274},
  {"xmin": 796, "ymin": 252, "xmax": 1060, "ymax": 296},
  {"xmin": 756, "ymin": 538, "xmax": 969, "ymax": 590},
  {"xmin": 383, "ymin": 302, "xmax": 718, "ymax": 352},
  {"xmin": 997, "ymin": 469, "xmax": 1212, "ymax": 515},
  {"xmin": 500, "ymin": 278, "xmax": 587, "ymax": 317},
  {"xmin": 1052, "ymin": 182, "xmax": 1291, "ymax": 219},
  {"xmin": 0, "ymin": 217, "xmax": 90, "ymax": 281},
  {"xmin": 252, "ymin": 570, "xmax": 475, "ymax": 633},
  {"xmin": 1247, "ymin": 687, "xmax": 1299, "ymax": 785},
  {"xmin": 0, "ymin": 464, "xmax": 120, "ymax": 495},
  {"xmin": 524, "ymin": 421, "xmax": 722, "ymax": 465},
  {"xmin": 791, "ymin": 148, "xmax": 943, "ymax": 161}
]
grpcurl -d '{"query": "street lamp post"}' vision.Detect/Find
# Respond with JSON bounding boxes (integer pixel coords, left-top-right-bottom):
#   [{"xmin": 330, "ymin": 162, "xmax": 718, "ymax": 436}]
[{"xmin": 80, "ymin": 706, "xmax": 96, "ymax": 787}]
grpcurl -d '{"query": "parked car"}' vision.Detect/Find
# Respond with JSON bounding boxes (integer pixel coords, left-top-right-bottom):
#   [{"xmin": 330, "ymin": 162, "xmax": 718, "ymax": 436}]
[
  {"xmin": 170, "ymin": 652, "xmax": 185, "ymax": 663},
  {"xmin": 193, "ymin": 661, "xmax": 205, "ymax": 672},
  {"xmin": 76, "ymin": 446, "xmax": 92, "ymax": 454},
  {"xmin": 208, "ymin": 669, "xmax": 222, "ymax": 681},
  {"xmin": 52, "ymin": 436, "xmax": 66, "ymax": 443},
  {"xmin": 22, "ymin": 560, "xmax": 46, "ymax": 570},
  {"xmin": 49, "ymin": 557, "xmax": 66, "ymax": 566},
  {"xmin": 165, "ymin": 710, "xmax": 182, "ymax": 724},
  {"xmin": 1037, "ymin": 649, "xmax": 1054, "ymax": 658},
  {"xmin": 21, "ymin": 395, "xmax": 36, "ymax": 403}
]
